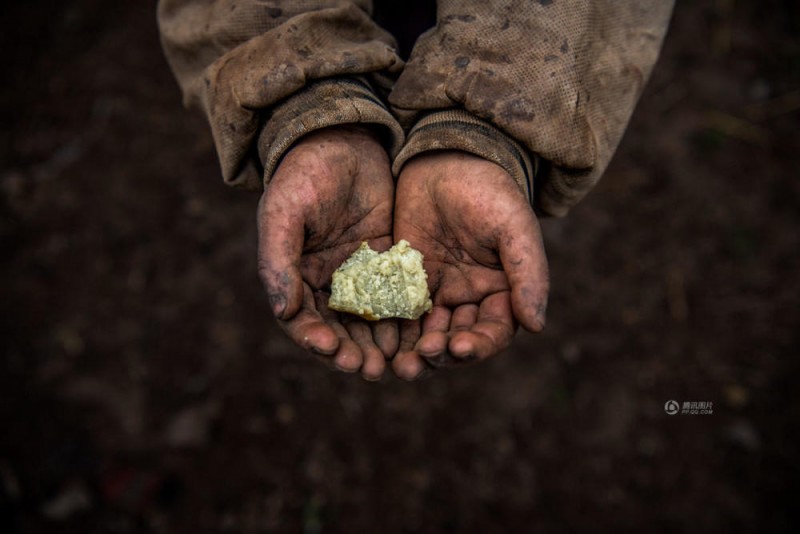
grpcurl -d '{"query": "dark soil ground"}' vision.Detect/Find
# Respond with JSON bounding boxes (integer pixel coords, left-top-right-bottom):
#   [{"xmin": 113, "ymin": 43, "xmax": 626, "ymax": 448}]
[{"xmin": 1, "ymin": 1, "xmax": 799, "ymax": 532}]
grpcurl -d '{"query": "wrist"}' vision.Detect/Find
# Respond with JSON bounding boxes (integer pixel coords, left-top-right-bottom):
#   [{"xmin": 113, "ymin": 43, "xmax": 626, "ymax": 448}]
[
  {"xmin": 258, "ymin": 77, "xmax": 405, "ymax": 187},
  {"xmin": 400, "ymin": 150, "xmax": 524, "ymax": 196},
  {"xmin": 391, "ymin": 110, "xmax": 538, "ymax": 205}
]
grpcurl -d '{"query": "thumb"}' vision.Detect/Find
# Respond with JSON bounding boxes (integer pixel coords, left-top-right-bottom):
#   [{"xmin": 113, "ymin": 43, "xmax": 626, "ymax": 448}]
[
  {"xmin": 497, "ymin": 208, "xmax": 549, "ymax": 333},
  {"xmin": 257, "ymin": 192, "xmax": 305, "ymax": 320}
]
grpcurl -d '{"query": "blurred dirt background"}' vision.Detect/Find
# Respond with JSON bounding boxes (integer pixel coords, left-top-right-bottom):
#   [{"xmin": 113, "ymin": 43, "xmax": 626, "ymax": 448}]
[{"xmin": 1, "ymin": 1, "xmax": 799, "ymax": 532}]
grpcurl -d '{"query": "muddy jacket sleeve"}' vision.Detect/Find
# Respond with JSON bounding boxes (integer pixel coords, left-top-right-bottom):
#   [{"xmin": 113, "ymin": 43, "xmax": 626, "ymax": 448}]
[
  {"xmin": 389, "ymin": 0, "xmax": 675, "ymax": 216},
  {"xmin": 157, "ymin": 0, "xmax": 405, "ymax": 189}
]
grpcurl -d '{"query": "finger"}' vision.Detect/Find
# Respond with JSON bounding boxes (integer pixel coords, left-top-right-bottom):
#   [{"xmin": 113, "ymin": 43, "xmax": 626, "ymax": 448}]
[
  {"xmin": 416, "ymin": 306, "xmax": 451, "ymax": 358},
  {"xmin": 372, "ymin": 319, "xmax": 399, "ymax": 359},
  {"xmin": 443, "ymin": 303, "xmax": 481, "ymax": 360},
  {"xmin": 497, "ymin": 211, "xmax": 550, "ymax": 332},
  {"xmin": 417, "ymin": 331, "xmax": 449, "ymax": 359},
  {"xmin": 449, "ymin": 292, "xmax": 516, "ymax": 361},
  {"xmin": 419, "ymin": 330, "xmax": 459, "ymax": 369},
  {"xmin": 277, "ymin": 284, "xmax": 339, "ymax": 355},
  {"xmin": 422, "ymin": 305, "xmax": 451, "ymax": 334},
  {"xmin": 392, "ymin": 320, "xmax": 426, "ymax": 381},
  {"xmin": 334, "ymin": 337, "xmax": 366, "ymax": 374},
  {"xmin": 257, "ymin": 191, "xmax": 305, "ymax": 320},
  {"xmin": 345, "ymin": 319, "xmax": 386, "ymax": 381},
  {"xmin": 316, "ymin": 293, "xmax": 363, "ymax": 373},
  {"xmin": 449, "ymin": 304, "xmax": 479, "ymax": 331}
]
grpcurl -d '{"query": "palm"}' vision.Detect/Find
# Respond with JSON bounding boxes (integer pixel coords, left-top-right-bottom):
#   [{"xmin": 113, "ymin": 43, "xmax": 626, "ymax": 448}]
[
  {"xmin": 258, "ymin": 126, "xmax": 397, "ymax": 380},
  {"xmin": 291, "ymin": 170, "xmax": 392, "ymax": 291},
  {"xmin": 392, "ymin": 151, "xmax": 549, "ymax": 379},
  {"xmin": 403, "ymin": 200, "xmax": 511, "ymax": 308}
]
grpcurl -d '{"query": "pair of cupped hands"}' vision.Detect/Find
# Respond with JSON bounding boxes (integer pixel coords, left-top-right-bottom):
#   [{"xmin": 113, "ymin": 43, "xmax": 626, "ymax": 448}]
[{"xmin": 258, "ymin": 124, "xmax": 549, "ymax": 381}]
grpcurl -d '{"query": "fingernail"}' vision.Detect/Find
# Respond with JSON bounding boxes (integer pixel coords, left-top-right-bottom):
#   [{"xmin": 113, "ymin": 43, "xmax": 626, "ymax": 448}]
[
  {"xmin": 414, "ymin": 367, "xmax": 432, "ymax": 380},
  {"xmin": 362, "ymin": 372, "xmax": 383, "ymax": 382},
  {"xmin": 269, "ymin": 293, "xmax": 286, "ymax": 318},
  {"xmin": 533, "ymin": 302, "xmax": 547, "ymax": 331},
  {"xmin": 311, "ymin": 346, "xmax": 335, "ymax": 357},
  {"xmin": 334, "ymin": 355, "xmax": 359, "ymax": 373},
  {"xmin": 424, "ymin": 354, "xmax": 448, "ymax": 368}
]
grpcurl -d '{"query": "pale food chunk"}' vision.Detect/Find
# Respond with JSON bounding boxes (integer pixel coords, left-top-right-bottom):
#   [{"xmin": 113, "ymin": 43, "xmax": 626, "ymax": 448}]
[{"xmin": 328, "ymin": 240, "xmax": 432, "ymax": 320}]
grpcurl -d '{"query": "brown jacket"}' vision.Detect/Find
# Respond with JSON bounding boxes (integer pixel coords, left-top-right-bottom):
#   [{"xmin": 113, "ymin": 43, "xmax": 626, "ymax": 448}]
[{"xmin": 158, "ymin": 0, "xmax": 673, "ymax": 216}]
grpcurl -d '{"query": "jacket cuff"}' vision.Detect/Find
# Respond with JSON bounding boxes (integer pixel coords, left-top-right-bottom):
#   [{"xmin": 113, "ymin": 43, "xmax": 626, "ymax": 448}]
[
  {"xmin": 391, "ymin": 110, "xmax": 538, "ymax": 205},
  {"xmin": 258, "ymin": 77, "xmax": 405, "ymax": 185}
]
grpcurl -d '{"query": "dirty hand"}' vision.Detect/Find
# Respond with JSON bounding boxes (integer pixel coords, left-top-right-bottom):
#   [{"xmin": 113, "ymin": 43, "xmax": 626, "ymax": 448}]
[
  {"xmin": 392, "ymin": 151, "xmax": 549, "ymax": 380},
  {"xmin": 257, "ymin": 125, "xmax": 397, "ymax": 380}
]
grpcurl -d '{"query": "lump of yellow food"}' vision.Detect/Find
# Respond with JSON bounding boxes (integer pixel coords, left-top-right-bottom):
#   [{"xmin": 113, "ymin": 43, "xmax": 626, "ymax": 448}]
[{"xmin": 328, "ymin": 240, "xmax": 433, "ymax": 320}]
